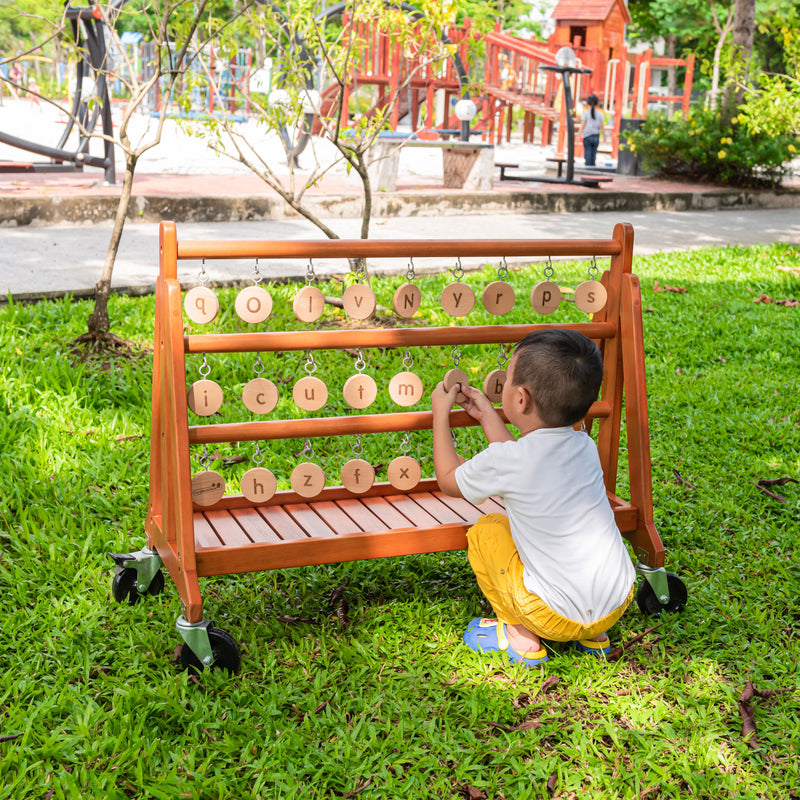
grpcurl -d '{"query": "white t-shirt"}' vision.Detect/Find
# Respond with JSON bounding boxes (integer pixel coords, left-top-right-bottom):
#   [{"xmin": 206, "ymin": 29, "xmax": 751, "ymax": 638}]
[
  {"xmin": 580, "ymin": 107, "xmax": 604, "ymax": 137},
  {"xmin": 455, "ymin": 426, "xmax": 635, "ymax": 624}
]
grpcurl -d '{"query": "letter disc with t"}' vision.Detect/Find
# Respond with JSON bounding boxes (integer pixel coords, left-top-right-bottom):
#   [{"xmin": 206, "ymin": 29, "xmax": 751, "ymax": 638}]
[
  {"xmin": 483, "ymin": 368, "xmax": 507, "ymax": 403},
  {"xmin": 443, "ymin": 367, "xmax": 469, "ymax": 403},
  {"xmin": 388, "ymin": 371, "xmax": 424, "ymax": 407},
  {"xmin": 392, "ymin": 283, "xmax": 422, "ymax": 318},
  {"xmin": 342, "ymin": 284, "xmax": 376, "ymax": 320},
  {"xmin": 184, "ymin": 286, "xmax": 219, "ymax": 324},
  {"xmin": 482, "ymin": 281, "xmax": 516, "ymax": 315},
  {"xmin": 235, "ymin": 285, "xmax": 273, "ymax": 323},
  {"xmin": 341, "ymin": 459, "xmax": 375, "ymax": 494},
  {"xmin": 574, "ymin": 280, "xmax": 608, "ymax": 314},
  {"xmin": 240, "ymin": 467, "xmax": 277, "ymax": 503},
  {"xmin": 530, "ymin": 281, "xmax": 561, "ymax": 315},
  {"xmin": 242, "ymin": 378, "xmax": 279, "ymax": 414},
  {"xmin": 387, "ymin": 456, "xmax": 421, "ymax": 491},
  {"xmin": 293, "ymin": 285, "xmax": 325, "ymax": 323},
  {"xmin": 343, "ymin": 373, "xmax": 378, "ymax": 409},
  {"xmin": 187, "ymin": 379, "xmax": 223, "ymax": 416},
  {"xmin": 293, "ymin": 376, "xmax": 328, "ymax": 412},
  {"xmin": 290, "ymin": 462, "xmax": 325, "ymax": 498},
  {"xmin": 191, "ymin": 470, "xmax": 225, "ymax": 507},
  {"xmin": 440, "ymin": 282, "xmax": 475, "ymax": 317}
]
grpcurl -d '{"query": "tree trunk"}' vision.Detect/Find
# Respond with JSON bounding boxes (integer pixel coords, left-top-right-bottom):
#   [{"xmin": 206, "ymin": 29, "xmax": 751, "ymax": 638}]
[
  {"xmin": 729, "ymin": 0, "xmax": 757, "ymax": 106},
  {"xmin": 666, "ymin": 34, "xmax": 677, "ymax": 115}
]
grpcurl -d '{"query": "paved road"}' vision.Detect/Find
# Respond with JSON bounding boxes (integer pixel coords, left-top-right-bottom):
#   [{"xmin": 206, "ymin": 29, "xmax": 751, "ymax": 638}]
[{"xmin": 3, "ymin": 207, "xmax": 800, "ymax": 300}]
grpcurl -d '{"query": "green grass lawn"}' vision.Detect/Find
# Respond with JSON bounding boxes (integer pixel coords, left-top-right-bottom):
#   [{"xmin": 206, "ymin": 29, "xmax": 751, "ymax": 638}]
[{"xmin": 0, "ymin": 242, "xmax": 798, "ymax": 799}]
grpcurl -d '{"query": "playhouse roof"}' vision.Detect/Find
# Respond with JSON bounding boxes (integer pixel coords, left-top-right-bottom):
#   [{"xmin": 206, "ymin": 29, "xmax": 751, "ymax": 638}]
[{"xmin": 550, "ymin": 0, "xmax": 632, "ymax": 25}]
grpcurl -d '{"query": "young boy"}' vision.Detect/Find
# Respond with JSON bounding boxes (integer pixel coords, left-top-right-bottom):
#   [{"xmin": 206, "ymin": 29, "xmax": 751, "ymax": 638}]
[{"xmin": 431, "ymin": 329, "xmax": 635, "ymax": 666}]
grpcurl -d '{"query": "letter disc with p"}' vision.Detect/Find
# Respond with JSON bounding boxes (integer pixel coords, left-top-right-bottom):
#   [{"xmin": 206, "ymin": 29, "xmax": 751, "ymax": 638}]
[{"xmin": 531, "ymin": 281, "xmax": 561, "ymax": 315}]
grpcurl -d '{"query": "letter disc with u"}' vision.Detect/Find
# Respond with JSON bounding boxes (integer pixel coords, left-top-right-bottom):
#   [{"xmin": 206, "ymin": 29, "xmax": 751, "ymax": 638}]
[
  {"xmin": 293, "ymin": 376, "xmax": 328, "ymax": 411},
  {"xmin": 342, "ymin": 284, "xmax": 376, "ymax": 320},
  {"xmin": 388, "ymin": 371, "xmax": 424, "ymax": 407},
  {"xmin": 574, "ymin": 280, "xmax": 608, "ymax": 314},
  {"xmin": 341, "ymin": 459, "xmax": 375, "ymax": 494},
  {"xmin": 443, "ymin": 367, "xmax": 469, "ymax": 403},
  {"xmin": 191, "ymin": 470, "xmax": 225, "ymax": 507},
  {"xmin": 290, "ymin": 462, "xmax": 325, "ymax": 498},
  {"xmin": 187, "ymin": 379, "xmax": 223, "ymax": 416},
  {"xmin": 482, "ymin": 281, "xmax": 516, "ymax": 315},
  {"xmin": 293, "ymin": 285, "xmax": 325, "ymax": 323},
  {"xmin": 240, "ymin": 467, "xmax": 277, "ymax": 503},
  {"xmin": 235, "ymin": 285, "xmax": 273, "ymax": 323},
  {"xmin": 184, "ymin": 286, "xmax": 219, "ymax": 324},
  {"xmin": 441, "ymin": 282, "xmax": 475, "ymax": 317},
  {"xmin": 392, "ymin": 283, "xmax": 422, "ymax": 318},
  {"xmin": 343, "ymin": 373, "xmax": 378, "ymax": 409},
  {"xmin": 242, "ymin": 378, "xmax": 279, "ymax": 414},
  {"xmin": 483, "ymin": 368, "xmax": 507, "ymax": 403},
  {"xmin": 531, "ymin": 281, "xmax": 561, "ymax": 315},
  {"xmin": 387, "ymin": 456, "xmax": 421, "ymax": 491}
]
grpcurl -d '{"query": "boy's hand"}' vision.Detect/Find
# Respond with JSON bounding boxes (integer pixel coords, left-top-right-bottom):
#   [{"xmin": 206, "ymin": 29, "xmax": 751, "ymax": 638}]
[
  {"xmin": 431, "ymin": 380, "xmax": 460, "ymax": 416},
  {"xmin": 458, "ymin": 385, "xmax": 494, "ymax": 422}
]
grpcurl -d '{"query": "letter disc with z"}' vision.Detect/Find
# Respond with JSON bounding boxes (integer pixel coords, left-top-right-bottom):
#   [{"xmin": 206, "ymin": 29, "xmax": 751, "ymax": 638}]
[
  {"xmin": 290, "ymin": 462, "xmax": 325, "ymax": 498},
  {"xmin": 530, "ymin": 281, "xmax": 561, "ymax": 315}
]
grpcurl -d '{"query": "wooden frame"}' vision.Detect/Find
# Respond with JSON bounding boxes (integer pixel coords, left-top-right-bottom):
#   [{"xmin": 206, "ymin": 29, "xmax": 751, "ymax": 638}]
[{"xmin": 146, "ymin": 221, "xmax": 664, "ymax": 625}]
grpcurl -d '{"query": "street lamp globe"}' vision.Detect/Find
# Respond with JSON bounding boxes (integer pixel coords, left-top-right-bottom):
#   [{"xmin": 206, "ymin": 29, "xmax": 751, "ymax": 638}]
[
  {"xmin": 555, "ymin": 47, "xmax": 577, "ymax": 69},
  {"xmin": 454, "ymin": 98, "xmax": 478, "ymax": 122}
]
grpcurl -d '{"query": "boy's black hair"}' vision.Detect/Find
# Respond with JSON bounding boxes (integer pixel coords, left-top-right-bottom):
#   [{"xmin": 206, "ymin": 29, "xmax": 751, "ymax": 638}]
[{"xmin": 511, "ymin": 329, "xmax": 603, "ymax": 427}]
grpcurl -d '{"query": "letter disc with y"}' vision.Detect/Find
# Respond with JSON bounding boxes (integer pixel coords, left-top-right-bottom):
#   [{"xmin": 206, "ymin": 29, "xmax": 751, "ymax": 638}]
[{"xmin": 441, "ymin": 282, "xmax": 475, "ymax": 317}]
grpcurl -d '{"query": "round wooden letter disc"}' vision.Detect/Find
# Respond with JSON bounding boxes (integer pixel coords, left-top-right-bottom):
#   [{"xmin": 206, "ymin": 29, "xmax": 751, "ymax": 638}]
[
  {"xmin": 191, "ymin": 470, "xmax": 225, "ymax": 507},
  {"xmin": 343, "ymin": 374, "xmax": 378, "ymax": 409},
  {"xmin": 531, "ymin": 281, "xmax": 562, "ymax": 315},
  {"xmin": 388, "ymin": 371, "xmax": 424, "ymax": 407},
  {"xmin": 187, "ymin": 379, "xmax": 223, "ymax": 416},
  {"xmin": 443, "ymin": 367, "xmax": 470, "ymax": 403},
  {"xmin": 483, "ymin": 368, "xmax": 507, "ymax": 403},
  {"xmin": 392, "ymin": 283, "xmax": 422, "ymax": 318},
  {"xmin": 387, "ymin": 456, "xmax": 421, "ymax": 491},
  {"xmin": 242, "ymin": 378, "xmax": 279, "ymax": 414},
  {"xmin": 290, "ymin": 462, "xmax": 326, "ymax": 498},
  {"xmin": 293, "ymin": 285, "xmax": 325, "ymax": 323},
  {"xmin": 342, "ymin": 284, "xmax": 377, "ymax": 320},
  {"xmin": 293, "ymin": 376, "xmax": 329, "ymax": 412},
  {"xmin": 574, "ymin": 280, "xmax": 608, "ymax": 314},
  {"xmin": 235, "ymin": 285, "xmax": 273, "ymax": 324},
  {"xmin": 482, "ymin": 281, "xmax": 516, "ymax": 316},
  {"xmin": 184, "ymin": 286, "xmax": 219, "ymax": 325},
  {"xmin": 341, "ymin": 459, "xmax": 375, "ymax": 494},
  {"xmin": 240, "ymin": 467, "xmax": 277, "ymax": 503},
  {"xmin": 440, "ymin": 282, "xmax": 475, "ymax": 317}
]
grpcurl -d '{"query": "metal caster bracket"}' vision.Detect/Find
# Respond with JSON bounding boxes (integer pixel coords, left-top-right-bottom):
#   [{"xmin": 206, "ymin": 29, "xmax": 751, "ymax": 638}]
[
  {"xmin": 175, "ymin": 616, "xmax": 215, "ymax": 668},
  {"xmin": 108, "ymin": 547, "xmax": 163, "ymax": 594},
  {"xmin": 635, "ymin": 562, "xmax": 670, "ymax": 605}
]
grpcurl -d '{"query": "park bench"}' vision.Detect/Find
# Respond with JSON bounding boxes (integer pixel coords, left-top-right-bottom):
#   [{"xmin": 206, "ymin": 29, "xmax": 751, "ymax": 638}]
[
  {"xmin": 497, "ymin": 160, "xmax": 613, "ymax": 189},
  {"xmin": 109, "ymin": 221, "xmax": 686, "ymax": 674}
]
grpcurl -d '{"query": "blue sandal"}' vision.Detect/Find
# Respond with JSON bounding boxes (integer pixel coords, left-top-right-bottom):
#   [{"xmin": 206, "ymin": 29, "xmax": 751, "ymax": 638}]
[
  {"xmin": 463, "ymin": 618, "xmax": 548, "ymax": 667},
  {"xmin": 574, "ymin": 636, "xmax": 611, "ymax": 658}
]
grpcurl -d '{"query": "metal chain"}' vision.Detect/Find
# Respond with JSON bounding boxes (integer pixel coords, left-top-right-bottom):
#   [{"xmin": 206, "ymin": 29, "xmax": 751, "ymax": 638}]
[
  {"xmin": 352, "ymin": 433, "xmax": 364, "ymax": 457},
  {"xmin": 400, "ymin": 431, "xmax": 412, "ymax": 456},
  {"xmin": 253, "ymin": 352, "xmax": 265, "ymax": 376},
  {"xmin": 200, "ymin": 444, "xmax": 210, "ymax": 469},
  {"xmin": 544, "ymin": 256, "xmax": 555, "ymax": 280},
  {"xmin": 402, "ymin": 348, "xmax": 413, "ymax": 370},
  {"xmin": 199, "ymin": 353, "xmax": 211, "ymax": 378},
  {"xmin": 304, "ymin": 351, "xmax": 317, "ymax": 375},
  {"xmin": 453, "ymin": 256, "xmax": 464, "ymax": 280},
  {"xmin": 253, "ymin": 441, "xmax": 264, "ymax": 466},
  {"xmin": 588, "ymin": 255, "xmax": 599, "ymax": 278},
  {"xmin": 355, "ymin": 349, "xmax": 366, "ymax": 373},
  {"xmin": 451, "ymin": 346, "xmax": 461, "ymax": 367},
  {"xmin": 306, "ymin": 258, "xmax": 316, "ymax": 285},
  {"xmin": 251, "ymin": 258, "xmax": 263, "ymax": 286},
  {"xmin": 406, "ymin": 258, "xmax": 416, "ymax": 281},
  {"xmin": 302, "ymin": 438, "xmax": 315, "ymax": 460},
  {"xmin": 497, "ymin": 343, "xmax": 508, "ymax": 368},
  {"xmin": 498, "ymin": 256, "xmax": 509, "ymax": 280}
]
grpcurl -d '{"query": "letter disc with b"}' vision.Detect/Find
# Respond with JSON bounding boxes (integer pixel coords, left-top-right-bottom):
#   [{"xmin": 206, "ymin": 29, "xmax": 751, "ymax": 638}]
[{"xmin": 483, "ymin": 369, "xmax": 506, "ymax": 403}]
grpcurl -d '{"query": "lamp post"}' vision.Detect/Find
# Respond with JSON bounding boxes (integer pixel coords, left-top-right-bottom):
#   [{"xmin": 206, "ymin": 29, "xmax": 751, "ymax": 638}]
[{"xmin": 454, "ymin": 97, "xmax": 477, "ymax": 142}]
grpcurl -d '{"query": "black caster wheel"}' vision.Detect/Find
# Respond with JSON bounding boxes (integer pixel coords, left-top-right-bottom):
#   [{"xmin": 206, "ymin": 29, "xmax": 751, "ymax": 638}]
[
  {"xmin": 180, "ymin": 626, "xmax": 241, "ymax": 676},
  {"xmin": 636, "ymin": 572, "xmax": 687, "ymax": 616},
  {"xmin": 111, "ymin": 567, "xmax": 165, "ymax": 605}
]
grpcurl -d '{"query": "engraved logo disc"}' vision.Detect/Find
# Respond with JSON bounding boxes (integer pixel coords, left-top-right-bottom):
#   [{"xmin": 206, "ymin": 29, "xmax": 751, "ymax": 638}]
[{"xmin": 191, "ymin": 470, "xmax": 225, "ymax": 506}]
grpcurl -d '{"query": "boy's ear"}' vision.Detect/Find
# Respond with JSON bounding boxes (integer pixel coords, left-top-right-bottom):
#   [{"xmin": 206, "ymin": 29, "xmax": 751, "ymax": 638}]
[{"xmin": 517, "ymin": 385, "xmax": 534, "ymax": 415}]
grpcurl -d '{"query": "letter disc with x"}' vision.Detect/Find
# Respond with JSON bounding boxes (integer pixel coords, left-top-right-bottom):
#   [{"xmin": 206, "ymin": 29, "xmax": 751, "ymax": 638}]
[
  {"xmin": 387, "ymin": 456, "xmax": 421, "ymax": 491},
  {"xmin": 388, "ymin": 371, "xmax": 424, "ymax": 407},
  {"xmin": 343, "ymin": 374, "xmax": 378, "ymax": 409},
  {"xmin": 184, "ymin": 286, "xmax": 219, "ymax": 324},
  {"xmin": 574, "ymin": 280, "xmax": 608, "ymax": 314},
  {"xmin": 293, "ymin": 376, "xmax": 328, "ymax": 412},
  {"xmin": 392, "ymin": 283, "xmax": 422, "ymax": 318},
  {"xmin": 440, "ymin": 282, "xmax": 475, "ymax": 317},
  {"xmin": 482, "ymin": 281, "xmax": 516, "ymax": 315},
  {"xmin": 293, "ymin": 285, "xmax": 325, "ymax": 323},
  {"xmin": 444, "ymin": 367, "xmax": 469, "ymax": 403},
  {"xmin": 531, "ymin": 281, "xmax": 561, "ymax": 314},
  {"xmin": 290, "ymin": 462, "xmax": 325, "ymax": 498},
  {"xmin": 235, "ymin": 285, "xmax": 273, "ymax": 323},
  {"xmin": 483, "ymin": 368, "xmax": 507, "ymax": 403},
  {"xmin": 187, "ymin": 379, "xmax": 223, "ymax": 416},
  {"xmin": 240, "ymin": 467, "xmax": 277, "ymax": 503},
  {"xmin": 191, "ymin": 470, "xmax": 225, "ymax": 507},
  {"xmin": 242, "ymin": 378, "xmax": 279, "ymax": 414},
  {"xmin": 341, "ymin": 459, "xmax": 375, "ymax": 494},
  {"xmin": 342, "ymin": 284, "xmax": 376, "ymax": 320}
]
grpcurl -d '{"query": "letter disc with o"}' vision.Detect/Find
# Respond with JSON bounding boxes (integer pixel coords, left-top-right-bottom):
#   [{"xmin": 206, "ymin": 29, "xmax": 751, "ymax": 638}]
[
  {"xmin": 343, "ymin": 374, "xmax": 378, "ymax": 409},
  {"xmin": 574, "ymin": 280, "xmax": 608, "ymax": 314},
  {"xmin": 392, "ymin": 283, "xmax": 422, "ymax": 318},
  {"xmin": 440, "ymin": 282, "xmax": 475, "ymax": 317},
  {"xmin": 483, "ymin": 369, "xmax": 507, "ymax": 403},
  {"xmin": 235, "ymin": 285, "xmax": 273, "ymax": 323},
  {"xmin": 187, "ymin": 379, "xmax": 223, "ymax": 416},
  {"xmin": 242, "ymin": 378, "xmax": 279, "ymax": 414},
  {"xmin": 387, "ymin": 456, "xmax": 421, "ymax": 491},
  {"xmin": 293, "ymin": 285, "xmax": 325, "ymax": 323},
  {"xmin": 341, "ymin": 459, "xmax": 375, "ymax": 494},
  {"xmin": 290, "ymin": 462, "xmax": 325, "ymax": 498},
  {"xmin": 240, "ymin": 468, "xmax": 277, "ymax": 503},
  {"xmin": 342, "ymin": 284, "xmax": 376, "ymax": 320},
  {"xmin": 191, "ymin": 470, "xmax": 225, "ymax": 507},
  {"xmin": 530, "ymin": 281, "xmax": 561, "ymax": 315},
  {"xmin": 388, "ymin": 371, "xmax": 424, "ymax": 407},
  {"xmin": 184, "ymin": 286, "xmax": 219, "ymax": 324},
  {"xmin": 443, "ymin": 367, "xmax": 469, "ymax": 403},
  {"xmin": 482, "ymin": 281, "xmax": 516, "ymax": 315},
  {"xmin": 293, "ymin": 376, "xmax": 328, "ymax": 411}
]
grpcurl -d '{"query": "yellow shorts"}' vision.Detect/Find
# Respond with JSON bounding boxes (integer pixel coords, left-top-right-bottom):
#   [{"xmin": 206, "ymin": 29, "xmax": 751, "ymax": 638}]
[{"xmin": 466, "ymin": 513, "xmax": 634, "ymax": 642}]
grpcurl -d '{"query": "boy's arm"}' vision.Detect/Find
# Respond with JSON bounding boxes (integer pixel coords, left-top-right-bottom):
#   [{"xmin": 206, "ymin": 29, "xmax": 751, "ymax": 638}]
[
  {"xmin": 431, "ymin": 382, "xmax": 464, "ymax": 497},
  {"xmin": 459, "ymin": 385, "xmax": 515, "ymax": 444}
]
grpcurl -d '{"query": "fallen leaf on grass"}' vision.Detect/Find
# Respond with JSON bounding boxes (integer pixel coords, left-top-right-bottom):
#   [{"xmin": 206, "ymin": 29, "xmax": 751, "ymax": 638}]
[
  {"xmin": 0, "ymin": 734, "xmax": 21, "ymax": 743},
  {"xmin": 539, "ymin": 675, "xmax": 560, "ymax": 695},
  {"xmin": 737, "ymin": 681, "xmax": 796, "ymax": 751},
  {"xmin": 340, "ymin": 778, "xmax": 373, "ymax": 798},
  {"xmin": 751, "ymin": 477, "xmax": 798, "ymax": 503},
  {"xmin": 221, "ymin": 455, "xmax": 249, "ymax": 466},
  {"xmin": 335, "ymin": 597, "xmax": 350, "ymax": 632},
  {"xmin": 607, "ymin": 622, "xmax": 665, "ymax": 661},
  {"xmin": 752, "ymin": 294, "xmax": 800, "ymax": 307},
  {"xmin": 546, "ymin": 773, "xmax": 558, "ymax": 795},
  {"xmin": 276, "ymin": 615, "xmax": 314, "ymax": 625},
  {"xmin": 486, "ymin": 718, "xmax": 543, "ymax": 733},
  {"xmin": 457, "ymin": 785, "xmax": 487, "ymax": 800},
  {"xmin": 653, "ymin": 281, "xmax": 688, "ymax": 294},
  {"xmin": 672, "ymin": 469, "xmax": 697, "ymax": 489}
]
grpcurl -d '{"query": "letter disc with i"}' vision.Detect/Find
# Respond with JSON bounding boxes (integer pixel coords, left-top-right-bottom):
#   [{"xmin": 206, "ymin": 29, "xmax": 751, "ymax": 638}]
[
  {"xmin": 574, "ymin": 280, "xmax": 608, "ymax": 314},
  {"xmin": 387, "ymin": 456, "xmax": 421, "ymax": 491},
  {"xmin": 482, "ymin": 281, "xmax": 516, "ymax": 315},
  {"xmin": 483, "ymin": 369, "xmax": 506, "ymax": 403},
  {"xmin": 290, "ymin": 462, "xmax": 325, "ymax": 498},
  {"xmin": 341, "ymin": 459, "xmax": 375, "ymax": 494},
  {"xmin": 392, "ymin": 283, "xmax": 422, "ymax": 318},
  {"xmin": 184, "ymin": 286, "xmax": 219, "ymax": 324},
  {"xmin": 441, "ymin": 282, "xmax": 475, "ymax": 318},
  {"xmin": 235, "ymin": 285, "xmax": 273, "ymax": 323},
  {"xmin": 293, "ymin": 376, "xmax": 329, "ymax": 412},
  {"xmin": 443, "ymin": 367, "xmax": 469, "ymax": 403},
  {"xmin": 388, "ymin": 371, "xmax": 424, "ymax": 407},
  {"xmin": 242, "ymin": 378, "xmax": 279, "ymax": 414},
  {"xmin": 343, "ymin": 374, "xmax": 378, "ymax": 409},
  {"xmin": 293, "ymin": 285, "xmax": 325, "ymax": 323},
  {"xmin": 531, "ymin": 281, "xmax": 561, "ymax": 315},
  {"xmin": 342, "ymin": 284, "xmax": 376, "ymax": 320},
  {"xmin": 240, "ymin": 467, "xmax": 277, "ymax": 503},
  {"xmin": 187, "ymin": 379, "xmax": 223, "ymax": 416},
  {"xmin": 191, "ymin": 470, "xmax": 225, "ymax": 507}
]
